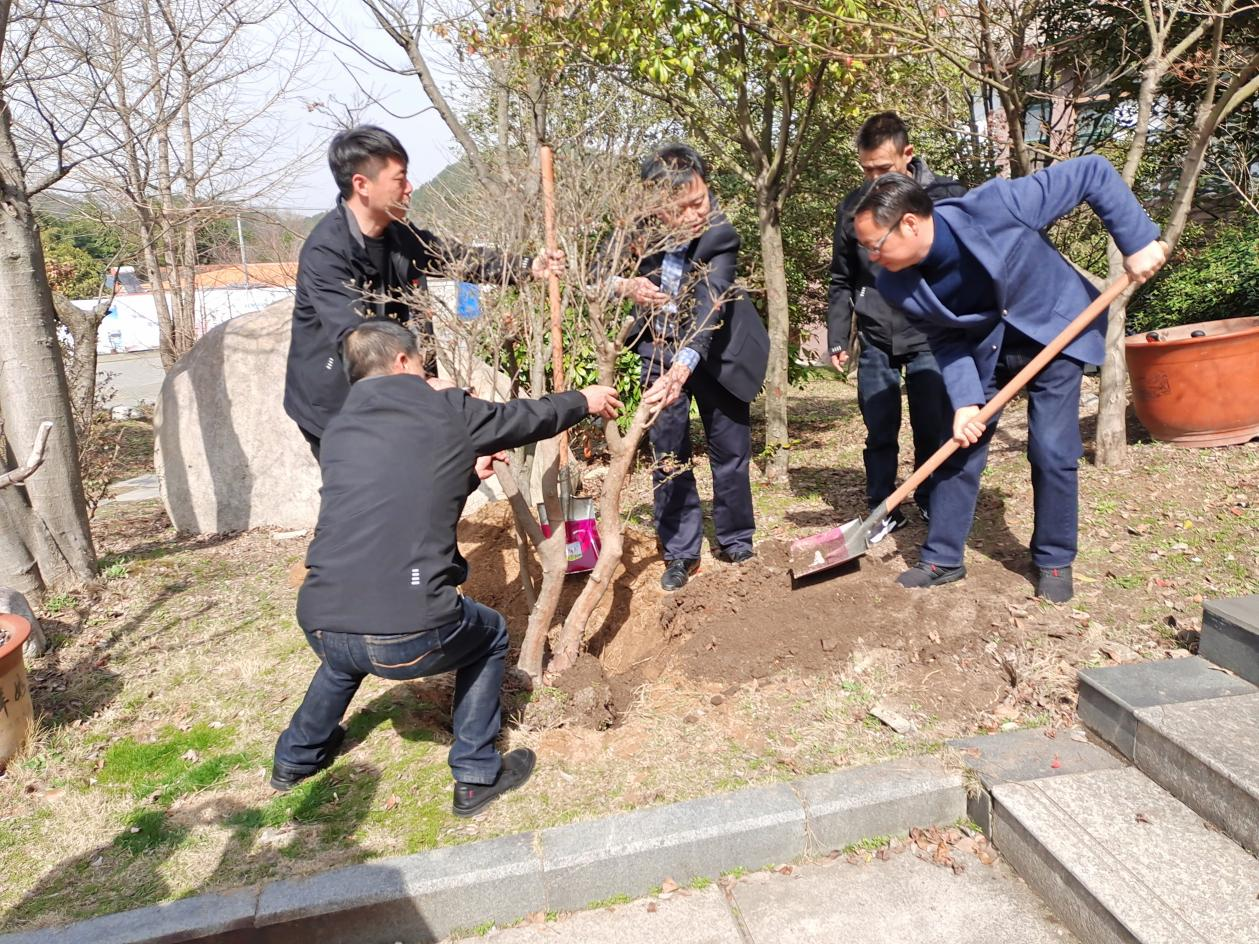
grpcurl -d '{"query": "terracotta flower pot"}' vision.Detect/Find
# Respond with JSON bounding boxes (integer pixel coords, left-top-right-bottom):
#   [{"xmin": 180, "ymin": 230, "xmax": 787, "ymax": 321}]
[
  {"xmin": 1125, "ymin": 316, "xmax": 1259, "ymax": 447},
  {"xmin": 0, "ymin": 613, "xmax": 34, "ymax": 770}
]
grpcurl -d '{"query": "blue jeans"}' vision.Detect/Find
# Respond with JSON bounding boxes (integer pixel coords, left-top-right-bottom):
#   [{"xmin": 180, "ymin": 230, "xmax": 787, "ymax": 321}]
[
  {"xmin": 920, "ymin": 327, "xmax": 1084, "ymax": 569},
  {"xmin": 273, "ymin": 596, "xmax": 510, "ymax": 785},
  {"xmin": 856, "ymin": 337, "xmax": 950, "ymax": 512}
]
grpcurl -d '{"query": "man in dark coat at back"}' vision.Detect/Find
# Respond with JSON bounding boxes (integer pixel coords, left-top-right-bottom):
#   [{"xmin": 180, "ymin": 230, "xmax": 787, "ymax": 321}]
[
  {"xmin": 286, "ymin": 125, "xmax": 564, "ymax": 457},
  {"xmin": 828, "ymin": 112, "xmax": 966, "ymax": 543},
  {"xmin": 272, "ymin": 320, "xmax": 622, "ymax": 817},
  {"xmin": 619, "ymin": 143, "xmax": 771, "ymax": 591}
]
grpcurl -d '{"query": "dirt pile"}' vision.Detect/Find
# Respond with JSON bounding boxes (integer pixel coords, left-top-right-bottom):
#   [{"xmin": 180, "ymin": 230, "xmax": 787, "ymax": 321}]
[{"xmin": 457, "ymin": 502, "xmax": 1091, "ymax": 732}]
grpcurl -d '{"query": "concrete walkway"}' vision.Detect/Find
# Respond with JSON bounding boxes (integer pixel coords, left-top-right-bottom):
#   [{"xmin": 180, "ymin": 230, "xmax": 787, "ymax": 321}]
[
  {"xmin": 462, "ymin": 846, "xmax": 1076, "ymax": 944},
  {"xmin": 98, "ymin": 350, "xmax": 164, "ymax": 409}
]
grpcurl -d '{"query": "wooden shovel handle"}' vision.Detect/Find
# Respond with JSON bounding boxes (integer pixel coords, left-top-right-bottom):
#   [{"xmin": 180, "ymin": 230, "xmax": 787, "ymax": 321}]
[
  {"xmin": 540, "ymin": 145, "xmax": 568, "ymax": 467},
  {"xmin": 876, "ymin": 270, "xmax": 1138, "ymax": 519}
]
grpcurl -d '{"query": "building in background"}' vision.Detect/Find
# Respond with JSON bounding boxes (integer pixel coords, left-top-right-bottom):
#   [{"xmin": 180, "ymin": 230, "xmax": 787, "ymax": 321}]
[{"xmin": 79, "ymin": 264, "xmax": 299, "ymax": 354}]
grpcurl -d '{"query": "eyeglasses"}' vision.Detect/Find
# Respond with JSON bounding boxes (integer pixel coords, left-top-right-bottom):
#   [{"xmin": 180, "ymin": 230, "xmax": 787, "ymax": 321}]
[{"xmin": 865, "ymin": 223, "xmax": 898, "ymax": 257}]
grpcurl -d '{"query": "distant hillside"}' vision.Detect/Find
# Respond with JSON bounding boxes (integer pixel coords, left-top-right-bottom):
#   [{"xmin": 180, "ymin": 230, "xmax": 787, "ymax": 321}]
[{"xmin": 409, "ymin": 157, "xmax": 477, "ymax": 226}]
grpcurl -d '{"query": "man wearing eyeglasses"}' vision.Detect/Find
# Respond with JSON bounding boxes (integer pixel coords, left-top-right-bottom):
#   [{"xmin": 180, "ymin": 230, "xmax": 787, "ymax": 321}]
[
  {"xmin": 852, "ymin": 157, "xmax": 1166, "ymax": 602},
  {"xmin": 828, "ymin": 112, "xmax": 966, "ymax": 544}
]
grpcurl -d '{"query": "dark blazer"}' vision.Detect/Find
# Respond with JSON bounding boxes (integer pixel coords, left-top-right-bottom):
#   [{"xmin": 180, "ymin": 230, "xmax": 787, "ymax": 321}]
[
  {"xmin": 827, "ymin": 157, "xmax": 966, "ymax": 357},
  {"xmin": 298, "ymin": 375, "xmax": 588, "ymax": 635},
  {"xmin": 877, "ymin": 155, "xmax": 1159, "ymax": 410},
  {"xmin": 631, "ymin": 213, "xmax": 770, "ymax": 403},
  {"xmin": 285, "ymin": 199, "xmax": 528, "ymax": 438}
]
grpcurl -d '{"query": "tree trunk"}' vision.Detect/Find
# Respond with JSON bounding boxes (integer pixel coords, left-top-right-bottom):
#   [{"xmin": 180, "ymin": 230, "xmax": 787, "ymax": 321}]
[
  {"xmin": 757, "ymin": 184, "xmax": 790, "ymax": 481},
  {"xmin": 0, "ymin": 96, "xmax": 97, "ymax": 591},
  {"xmin": 1095, "ymin": 57, "xmax": 1165, "ymax": 468},
  {"xmin": 52, "ymin": 292, "xmax": 107, "ymax": 427},
  {"xmin": 551, "ymin": 399, "xmax": 652, "ymax": 673},
  {"xmin": 520, "ymin": 437, "xmax": 566, "ymax": 682}
]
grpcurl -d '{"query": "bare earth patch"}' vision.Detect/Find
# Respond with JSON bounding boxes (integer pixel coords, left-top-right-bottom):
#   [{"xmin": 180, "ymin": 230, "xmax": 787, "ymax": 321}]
[{"xmin": 3, "ymin": 376, "xmax": 1258, "ymax": 932}]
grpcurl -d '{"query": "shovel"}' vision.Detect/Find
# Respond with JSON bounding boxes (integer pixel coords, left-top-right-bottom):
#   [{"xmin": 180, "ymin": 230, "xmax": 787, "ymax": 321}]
[{"xmin": 789, "ymin": 270, "xmax": 1142, "ymax": 581}]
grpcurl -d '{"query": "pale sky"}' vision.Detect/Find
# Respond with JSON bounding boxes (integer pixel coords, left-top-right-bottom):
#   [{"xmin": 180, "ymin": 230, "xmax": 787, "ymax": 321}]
[{"xmin": 278, "ymin": 0, "xmax": 460, "ymax": 214}]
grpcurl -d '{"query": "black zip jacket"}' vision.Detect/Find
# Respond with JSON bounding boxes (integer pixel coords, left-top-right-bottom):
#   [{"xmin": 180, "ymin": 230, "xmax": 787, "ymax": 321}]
[
  {"xmin": 827, "ymin": 158, "xmax": 967, "ymax": 357},
  {"xmin": 284, "ymin": 199, "xmax": 531, "ymax": 438},
  {"xmin": 297, "ymin": 375, "xmax": 588, "ymax": 634}
]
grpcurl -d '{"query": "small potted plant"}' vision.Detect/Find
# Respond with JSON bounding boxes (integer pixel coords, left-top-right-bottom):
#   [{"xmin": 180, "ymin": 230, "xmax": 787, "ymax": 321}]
[
  {"xmin": 0, "ymin": 614, "xmax": 33, "ymax": 769},
  {"xmin": 0, "ymin": 420, "xmax": 52, "ymax": 767}
]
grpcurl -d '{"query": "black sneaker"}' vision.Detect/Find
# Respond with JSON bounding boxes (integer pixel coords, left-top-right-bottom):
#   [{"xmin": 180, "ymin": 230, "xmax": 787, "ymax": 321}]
[
  {"xmin": 722, "ymin": 546, "xmax": 755, "ymax": 564},
  {"xmin": 868, "ymin": 507, "xmax": 908, "ymax": 546},
  {"xmin": 453, "ymin": 748, "xmax": 537, "ymax": 818},
  {"xmin": 270, "ymin": 726, "xmax": 346, "ymax": 792},
  {"xmin": 1037, "ymin": 566, "xmax": 1073, "ymax": 603},
  {"xmin": 661, "ymin": 558, "xmax": 700, "ymax": 591},
  {"xmin": 896, "ymin": 562, "xmax": 966, "ymax": 589}
]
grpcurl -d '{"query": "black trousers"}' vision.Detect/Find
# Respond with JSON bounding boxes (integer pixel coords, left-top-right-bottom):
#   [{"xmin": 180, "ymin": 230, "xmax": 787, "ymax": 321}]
[
  {"xmin": 640, "ymin": 343, "xmax": 755, "ymax": 561},
  {"xmin": 300, "ymin": 426, "xmax": 321, "ymax": 461}
]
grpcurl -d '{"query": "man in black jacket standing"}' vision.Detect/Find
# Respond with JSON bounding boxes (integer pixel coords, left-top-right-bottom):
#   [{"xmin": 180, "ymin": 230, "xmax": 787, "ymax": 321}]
[
  {"xmin": 828, "ymin": 113, "xmax": 966, "ymax": 542},
  {"xmin": 624, "ymin": 144, "xmax": 771, "ymax": 591},
  {"xmin": 286, "ymin": 125, "xmax": 564, "ymax": 456},
  {"xmin": 272, "ymin": 320, "xmax": 621, "ymax": 817}
]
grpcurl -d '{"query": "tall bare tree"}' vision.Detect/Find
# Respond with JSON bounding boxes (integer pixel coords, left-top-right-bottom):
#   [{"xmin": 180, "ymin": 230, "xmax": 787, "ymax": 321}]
[
  {"xmin": 0, "ymin": 0, "xmax": 98, "ymax": 593},
  {"xmin": 45, "ymin": 0, "xmax": 312, "ymax": 369}
]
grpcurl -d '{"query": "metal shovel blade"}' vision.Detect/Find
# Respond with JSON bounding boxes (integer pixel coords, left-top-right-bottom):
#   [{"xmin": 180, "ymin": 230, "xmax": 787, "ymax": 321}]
[{"xmin": 789, "ymin": 517, "xmax": 866, "ymax": 579}]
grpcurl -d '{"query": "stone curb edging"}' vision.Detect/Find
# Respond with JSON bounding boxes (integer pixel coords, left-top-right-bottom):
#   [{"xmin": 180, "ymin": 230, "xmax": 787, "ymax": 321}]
[{"xmin": 0, "ymin": 756, "xmax": 964, "ymax": 944}]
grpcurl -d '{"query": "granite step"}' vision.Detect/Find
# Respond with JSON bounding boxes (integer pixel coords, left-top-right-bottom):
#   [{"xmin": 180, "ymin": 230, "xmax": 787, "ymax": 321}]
[
  {"xmin": 1077, "ymin": 658, "xmax": 1259, "ymax": 856},
  {"xmin": 1201, "ymin": 596, "xmax": 1259, "ymax": 685},
  {"xmin": 1077, "ymin": 656, "xmax": 1255, "ymax": 759},
  {"xmin": 1130, "ymin": 693, "xmax": 1259, "ymax": 857},
  {"xmin": 991, "ymin": 766, "xmax": 1259, "ymax": 944}
]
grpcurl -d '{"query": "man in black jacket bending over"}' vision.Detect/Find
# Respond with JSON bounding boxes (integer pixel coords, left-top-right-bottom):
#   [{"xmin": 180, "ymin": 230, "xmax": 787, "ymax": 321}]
[
  {"xmin": 828, "ymin": 112, "xmax": 966, "ymax": 542},
  {"xmin": 286, "ymin": 125, "xmax": 564, "ymax": 457},
  {"xmin": 272, "ymin": 320, "xmax": 621, "ymax": 817}
]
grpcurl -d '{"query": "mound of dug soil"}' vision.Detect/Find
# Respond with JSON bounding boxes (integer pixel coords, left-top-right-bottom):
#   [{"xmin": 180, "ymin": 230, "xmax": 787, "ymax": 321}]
[{"xmin": 458, "ymin": 502, "xmax": 1082, "ymax": 731}]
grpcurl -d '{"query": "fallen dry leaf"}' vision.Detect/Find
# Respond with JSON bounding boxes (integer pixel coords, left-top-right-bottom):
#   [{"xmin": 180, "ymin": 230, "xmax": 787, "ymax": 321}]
[{"xmin": 660, "ymin": 877, "xmax": 679, "ymax": 894}]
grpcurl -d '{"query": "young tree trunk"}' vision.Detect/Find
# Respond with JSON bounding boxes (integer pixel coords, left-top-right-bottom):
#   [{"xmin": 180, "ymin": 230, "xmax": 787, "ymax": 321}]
[
  {"xmin": 522, "ymin": 438, "xmax": 567, "ymax": 682},
  {"xmin": 52, "ymin": 293, "xmax": 108, "ymax": 427},
  {"xmin": 0, "ymin": 99, "xmax": 97, "ymax": 592},
  {"xmin": 1095, "ymin": 57, "xmax": 1162, "ymax": 468},
  {"xmin": 757, "ymin": 185, "xmax": 791, "ymax": 482},
  {"xmin": 550, "ymin": 400, "xmax": 653, "ymax": 673}
]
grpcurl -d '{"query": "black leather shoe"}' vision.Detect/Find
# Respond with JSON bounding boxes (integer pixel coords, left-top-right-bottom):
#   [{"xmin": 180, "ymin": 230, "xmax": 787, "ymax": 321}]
[
  {"xmin": 453, "ymin": 748, "xmax": 537, "ymax": 818},
  {"xmin": 661, "ymin": 558, "xmax": 700, "ymax": 591},
  {"xmin": 722, "ymin": 546, "xmax": 755, "ymax": 564},
  {"xmin": 896, "ymin": 562, "xmax": 966, "ymax": 589},
  {"xmin": 270, "ymin": 726, "xmax": 346, "ymax": 792},
  {"xmin": 1037, "ymin": 566, "xmax": 1073, "ymax": 603}
]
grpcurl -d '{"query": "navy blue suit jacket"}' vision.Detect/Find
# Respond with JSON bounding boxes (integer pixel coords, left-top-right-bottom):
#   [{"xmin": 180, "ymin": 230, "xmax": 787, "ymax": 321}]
[
  {"xmin": 633, "ymin": 214, "xmax": 770, "ymax": 403},
  {"xmin": 877, "ymin": 155, "xmax": 1159, "ymax": 410}
]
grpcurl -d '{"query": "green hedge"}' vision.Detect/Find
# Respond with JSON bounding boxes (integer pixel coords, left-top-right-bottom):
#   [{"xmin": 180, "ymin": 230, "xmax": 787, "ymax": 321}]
[{"xmin": 1127, "ymin": 218, "xmax": 1259, "ymax": 334}]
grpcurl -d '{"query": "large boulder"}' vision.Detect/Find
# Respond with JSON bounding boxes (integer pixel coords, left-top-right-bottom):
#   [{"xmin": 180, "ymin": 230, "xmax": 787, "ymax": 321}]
[
  {"xmin": 155, "ymin": 301, "xmax": 505, "ymax": 535},
  {"xmin": 155, "ymin": 301, "xmax": 321, "ymax": 533}
]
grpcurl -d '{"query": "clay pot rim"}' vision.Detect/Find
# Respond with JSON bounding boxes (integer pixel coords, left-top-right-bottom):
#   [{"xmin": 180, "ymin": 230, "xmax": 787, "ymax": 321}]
[
  {"xmin": 0, "ymin": 614, "xmax": 31, "ymax": 662},
  {"xmin": 1125, "ymin": 317, "xmax": 1259, "ymax": 348}
]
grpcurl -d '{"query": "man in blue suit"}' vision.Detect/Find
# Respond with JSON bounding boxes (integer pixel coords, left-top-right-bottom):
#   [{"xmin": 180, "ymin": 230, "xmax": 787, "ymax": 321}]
[{"xmin": 853, "ymin": 156, "xmax": 1166, "ymax": 602}]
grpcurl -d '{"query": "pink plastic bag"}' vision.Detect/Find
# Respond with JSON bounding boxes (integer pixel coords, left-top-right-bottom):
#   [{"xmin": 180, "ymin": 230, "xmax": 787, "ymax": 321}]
[{"xmin": 537, "ymin": 497, "xmax": 602, "ymax": 575}]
